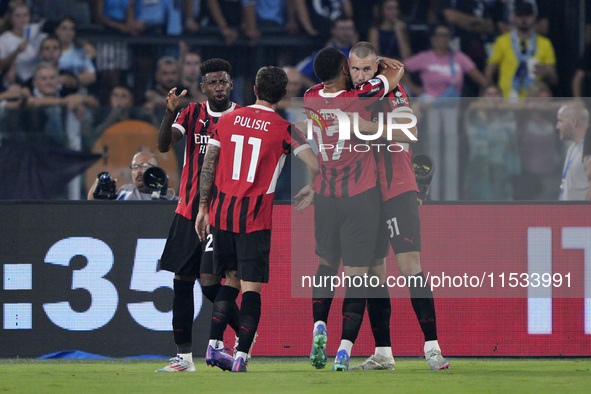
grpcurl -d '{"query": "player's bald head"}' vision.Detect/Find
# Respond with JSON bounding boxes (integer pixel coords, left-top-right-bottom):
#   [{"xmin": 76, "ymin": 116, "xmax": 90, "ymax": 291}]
[{"xmin": 350, "ymin": 41, "xmax": 377, "ymax": 60}]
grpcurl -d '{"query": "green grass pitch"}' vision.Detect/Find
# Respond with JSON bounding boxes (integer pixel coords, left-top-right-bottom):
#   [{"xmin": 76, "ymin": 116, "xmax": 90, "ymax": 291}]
[{"xmin": 1, "ymin": 358, "xmax": 590, "ymax": 393}]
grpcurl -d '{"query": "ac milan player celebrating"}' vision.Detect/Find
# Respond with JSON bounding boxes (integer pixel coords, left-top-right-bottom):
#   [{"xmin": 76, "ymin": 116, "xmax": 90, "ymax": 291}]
[
  {"xmin": 156, "ymin": 58, "xmax": 239, "ymax": 373},
  {"xmin": 346, "ymin": 42, "xmax": 449, "ymax": 371},
  {"xmin": 196, "ymin": 66, "xmax": 319, "ymax": 372},
  {"xmin": 300, "ymin": 46, "xmax": 404, "ymax": 371}
]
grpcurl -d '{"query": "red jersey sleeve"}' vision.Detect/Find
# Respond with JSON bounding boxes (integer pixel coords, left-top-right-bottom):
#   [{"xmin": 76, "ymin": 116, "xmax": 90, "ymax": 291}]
[
  {"xmin": 288, "ymin": 124, "xmax": 310, "ymax": 156},
  {"xmin": 172, "ymin": 103, "xmax": 196, "ymax": 135},
  {"xmin": 354, "ymin": 74, "xmax": 390, "ymax": 98}
]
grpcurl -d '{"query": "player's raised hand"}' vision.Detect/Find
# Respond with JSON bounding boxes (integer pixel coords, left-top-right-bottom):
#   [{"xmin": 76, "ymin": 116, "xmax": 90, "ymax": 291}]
[
  {"xmin": 379, "ymin": 57, "xmax": 404, "ymax": 70},
  {"xmin": 294, "ymin": 184, "xmax": 315, "ymax": 211},
  {"xmin": 165, "ymin": 87, "xmax": 187, "ymax": 112}
]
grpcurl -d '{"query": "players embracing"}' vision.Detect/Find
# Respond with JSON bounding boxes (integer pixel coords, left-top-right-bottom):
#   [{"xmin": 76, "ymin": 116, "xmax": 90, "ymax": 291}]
[
  {"xmin": 347, "ymin": 42, "xmax": 449, "ymax": 371},
  {"xmin": 300, "ymin": 46, "xmax": 405, "ymax": 371},
  {"xmin": 302, "ymin": 43, "xmax": 449, "ymax": 371}
]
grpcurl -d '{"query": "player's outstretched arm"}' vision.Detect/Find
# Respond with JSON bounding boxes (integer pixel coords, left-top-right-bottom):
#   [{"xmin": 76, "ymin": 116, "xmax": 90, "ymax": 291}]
[
  {"xmin": 196, "ymin": 144, "xmax": 220, "ymax": 241},
  {"xmin": 158, "ymin": 87, "xmax": 186, "ymax": 152}
]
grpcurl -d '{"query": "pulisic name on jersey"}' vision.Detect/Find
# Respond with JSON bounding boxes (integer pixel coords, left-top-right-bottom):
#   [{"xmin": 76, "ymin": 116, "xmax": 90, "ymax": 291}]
[{"xmin": 233, "ymin": 115, "xmax": 271, "ymax": 131}]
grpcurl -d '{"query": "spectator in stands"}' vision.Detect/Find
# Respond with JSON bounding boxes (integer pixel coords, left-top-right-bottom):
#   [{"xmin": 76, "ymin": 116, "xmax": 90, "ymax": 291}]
[
  {"xmin": 88, "ymin": 151, "xmax": 176, "ymax": 200},
  {"xmin": 557, "ymin": 102, "xmax": 591, "ymax": 201},
  {"xmin": 22, "ymin": 36, "xmax": 76, "ymax": 95},
  {"xmin": 92, "ymin": 85, "xmax": 158, "ymax": 135},
  {"xmin": 144, "ymin": 56, "xmax": 186, "ymax": 110},
  {"xmin": 296, "ymin": 16, "xmax": 357, "ymax": 84},
  {"xmin": 512, "ymin": 81, "xmax": 561, "ymax": 200},
  {"xmin": 368, "ymin": 0, "xmax": 412, "ymax": 60},
  {"xmin": 133, "ymin": 0, "xmax": 182, "ymax": 35},
  {"xmin": 93, "ymin": 0, "xmax": 139, "ymax": 104},
  {"xmin": 0, "ymin": 2, "xmax": 47, "ymax": 84},
  {"xmin": 256, "ymin": 0, "xmax": 298, "ymax": 33},
  {"xmin": 463, "ymin": 84, "xmax": 520, "ymax": 200},
  {"xmin": 293, "ymin": 0, "xmax": 353, "ymax": 41},
  {"xmin": 25, "ymin": 62, "xmax": 98, "ymax": 146},
  {"xmin": 436, "ymin": 0, "xmax": 497, "ymax": 72},
  {"xmin": 207, "ymin": 0, "xmax": 260, "ymax": 45},
  {"xmin": 183, "ymin": 0, "xmax": 203, "ymax": 33},
  {"xmin": 53, "ymin": 16, "xmax": 97, "ymax": 91},
  {"xmin": 496, "ymin": 0, "xmax": 549, "ymax": 37},
  {"xmin": 403, "ymin": 23, "xmax": 488, "ymax": 200},
  {"xmin": 403, "ymin": 24, "xmax": 488, "ymax": 98},
  {"xmin": 485, "ymin": 1, "xmax": 557, "ymax": 98},
  {"xmin": 178, "ymin": 48, "xmax": 206, "ymax": 103}
]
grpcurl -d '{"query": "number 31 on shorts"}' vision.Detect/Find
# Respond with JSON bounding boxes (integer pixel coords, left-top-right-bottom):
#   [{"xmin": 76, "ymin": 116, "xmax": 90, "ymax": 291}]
[{"xmin": 386, "ymin": 217, "xmax": 399, "ymax": 238}]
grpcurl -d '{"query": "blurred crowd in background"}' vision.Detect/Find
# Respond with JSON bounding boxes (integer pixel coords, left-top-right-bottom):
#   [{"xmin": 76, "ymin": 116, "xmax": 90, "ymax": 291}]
[{"xmin": 0, "ymin": 0, "xmax": 590, "ymax": 201}]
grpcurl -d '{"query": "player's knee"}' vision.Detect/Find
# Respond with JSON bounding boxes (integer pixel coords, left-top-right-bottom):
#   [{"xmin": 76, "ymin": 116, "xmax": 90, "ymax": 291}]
[
  {"xmin": 223, "ymin": 271, "xmax": 241, "ymax": 289},
  {"xmin": 199, "ymin": 273, "xmax": 221, "ymax": 287},
  {"xmin": 368, "ymin": 259, "xmax": 386, "ymax": 284},
  {"xmin": 396, "ymin": 252, "xmax": 421, "ymax": 277},
  {"xmin": 174, "ymin": 274, "xmax": 197, "ymax": 282}
]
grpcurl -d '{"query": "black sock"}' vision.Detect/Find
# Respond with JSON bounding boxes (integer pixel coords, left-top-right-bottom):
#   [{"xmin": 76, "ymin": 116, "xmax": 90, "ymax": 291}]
[
  {"xmin": 172, "ymin": 279, "xmax": 194, "ymax": 354},
  {"xmin": 312, "ymin": 265, "xmax": 338, "ymax": 324},
  {"xmin": 202, "ymin": 283, "xmax": 222, "ymax": 304},
  {"xmin": 204, "ymin": 283, "xmax": 239, "ymax": 334},
  {"xmin": 209, "ymin": 285, "xmax": 240, "ymax": 341},
  {"xmin": 367, "ymin": 285, "xmax": 391, "ymax": 347},
  {"xmin": 341, "ymin": 276, "xmax": 367, "ymax": 343},
  {"xmin": 408, "ymin": 271, "xmax": 437, "ymax": 341},
  {"xmin": 237, "ymin": 291, "xmax": 261, "ymax": 353}
]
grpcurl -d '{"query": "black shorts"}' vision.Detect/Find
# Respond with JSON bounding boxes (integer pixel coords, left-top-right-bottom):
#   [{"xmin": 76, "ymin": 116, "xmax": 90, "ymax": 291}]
[
  {"xmin": 158, "ymin": 214, "xmax": 216, "ymax": 277},
  {"xmin": 314, "ymin": 187, "xmax": 381, "ymax": 267},
  {"xmin": 375, "ymin": 191, "xmax": 421, "ymax": 258},
  {"xmin": 211, "ymin": 227, "xmax": 271, "ymax": 283}
]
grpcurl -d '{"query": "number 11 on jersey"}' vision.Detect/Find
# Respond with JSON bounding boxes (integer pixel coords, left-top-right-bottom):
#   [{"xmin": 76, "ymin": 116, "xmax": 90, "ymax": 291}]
[{"xmin": 231, "ymin": 135, "xmax": 262, "ymax": 183}]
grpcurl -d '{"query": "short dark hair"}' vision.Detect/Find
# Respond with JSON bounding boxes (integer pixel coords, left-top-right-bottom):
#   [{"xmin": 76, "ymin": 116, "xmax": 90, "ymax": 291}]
[
  {"xmin": 200, "ymin": 58, "xmax": 232, "ymax": 77},
  {"xmin": 313, "ymin": 47, "xmax": 347, "ymax": 83},
  {"xmin": 350, "ymin": 41, "xmax": 377, "ymax": 59},
  {"xmin": 255, "ymin": 66, "xmax": 288, "ymax": 104}
]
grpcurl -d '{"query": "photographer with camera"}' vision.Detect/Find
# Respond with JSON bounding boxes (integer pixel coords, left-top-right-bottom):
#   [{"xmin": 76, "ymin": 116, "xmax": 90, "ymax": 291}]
[{"xmin": 87, "ymin": 151, "xmax": 176, "ymax": 200}]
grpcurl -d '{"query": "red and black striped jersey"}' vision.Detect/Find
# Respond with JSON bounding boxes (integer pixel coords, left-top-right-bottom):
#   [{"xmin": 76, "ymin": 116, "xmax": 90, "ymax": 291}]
[
  {"xmin": 373, "ymin": 85, "xmax": 418, "ymax": 201},
  {"xmin": 208, "ymin": 105, "xmax": 310, "ymax": 233},
  {"xmin": 304, "ymin": 74, "xmax": 391, "ymax": 198},
  {"xmin": 172, "ymin": 101, "xmax": 239, "ymax": 220}
]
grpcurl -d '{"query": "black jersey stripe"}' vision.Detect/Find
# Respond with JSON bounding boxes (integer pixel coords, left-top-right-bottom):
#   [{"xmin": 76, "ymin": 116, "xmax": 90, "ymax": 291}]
[
  {"xmin": 384, "ymin": 149, "xmax": 394, "ymax": 189},
  {"xmin": 215, "ymin": 191, "xmax": 225, "ymax": 230},
  {"xmin": 354, "ymin": 158, "xmax": 363, "ymax": 183},
  {"xmin": 226, "ymin": 195, "xmax": 237, "ymax": 232},
  {"xmin": 341, "ymin": 165, "xmax": 350, "ymax": 198},
  {"xmin": 329, "ymin": 167, "xmax": 337, "ymax": 198},
  {"xmin": 319, "ymin": 164, "xmax": 327, "ymax": 196},
  {"xmin": 253, "ymin": 194, "xmax": 263, "ymax": 221},
  {"xmin": 184, "ymin": 105, "xmax": 199, "ymax": 206},
  {"xmin": 239, "ymin": 196, "xmax": 249, "ymax": 233}
]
